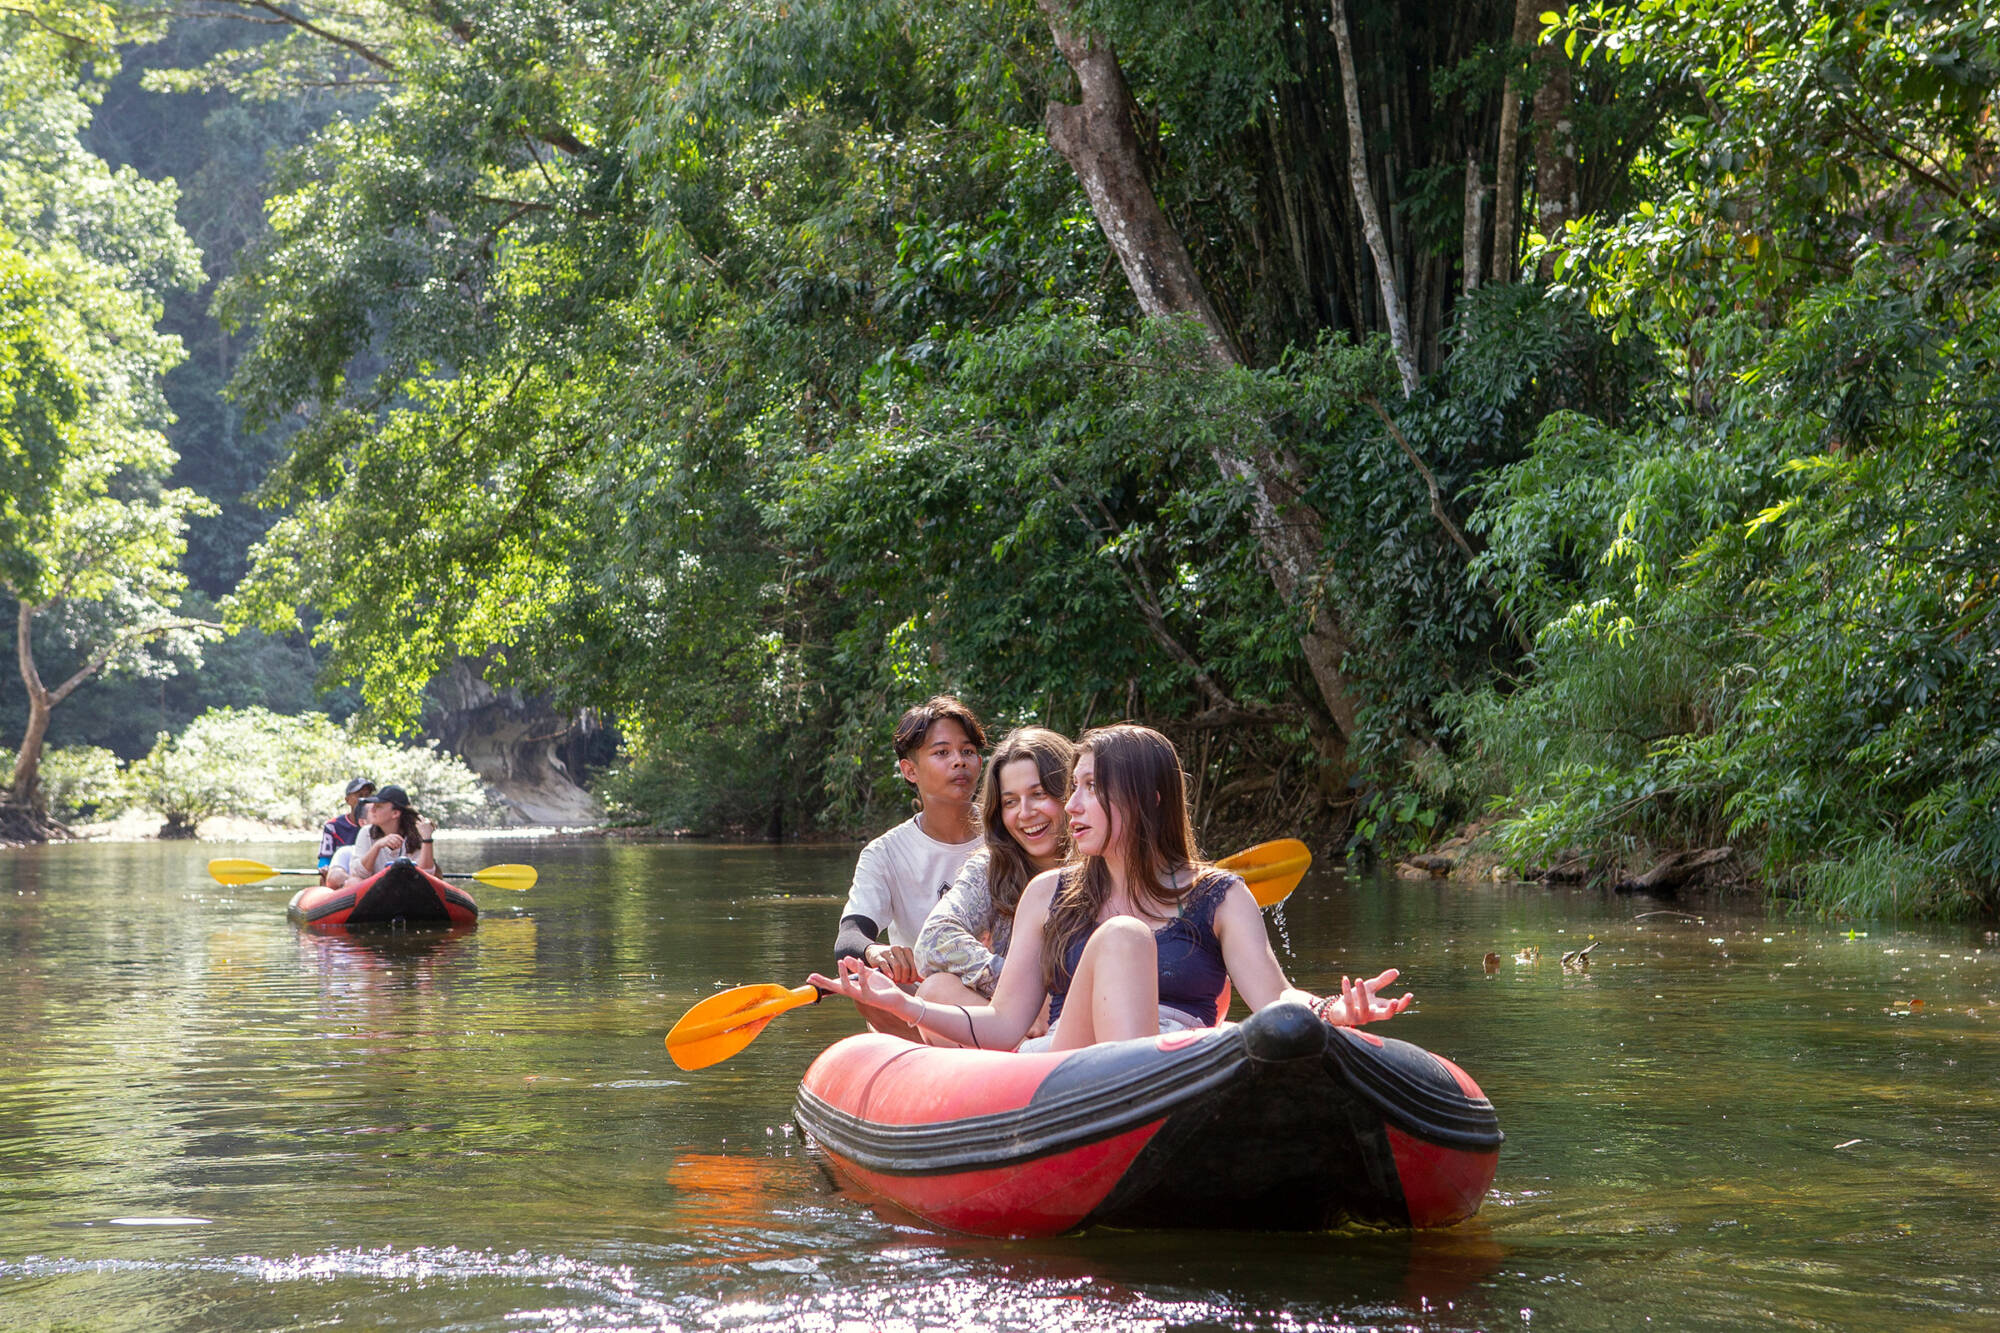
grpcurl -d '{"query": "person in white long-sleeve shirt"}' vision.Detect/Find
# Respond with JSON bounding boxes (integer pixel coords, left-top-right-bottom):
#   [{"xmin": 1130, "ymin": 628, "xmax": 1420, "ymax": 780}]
[{"xmin": 832, "ymin": 696, "xmax": 987, "ymax": 985}]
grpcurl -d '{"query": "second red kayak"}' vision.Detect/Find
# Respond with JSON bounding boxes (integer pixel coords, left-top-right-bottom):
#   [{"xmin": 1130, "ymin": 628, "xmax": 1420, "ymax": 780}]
[{"xmin": 287, "ymin": 859, "xmax": 478, "ymax": 930}]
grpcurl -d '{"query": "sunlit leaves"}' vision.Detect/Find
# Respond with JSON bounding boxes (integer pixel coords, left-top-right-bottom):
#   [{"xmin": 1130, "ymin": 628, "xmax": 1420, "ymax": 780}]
[{"xmin": 1463, "ymin": 0, "xmax": 2000, "ymax": 911}]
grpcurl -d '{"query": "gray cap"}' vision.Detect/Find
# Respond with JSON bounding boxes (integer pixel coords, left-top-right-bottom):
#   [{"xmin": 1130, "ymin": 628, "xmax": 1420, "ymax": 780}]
[{"xmin": 344, "ymin": 777, "xmax": 376, "ymax": 796}]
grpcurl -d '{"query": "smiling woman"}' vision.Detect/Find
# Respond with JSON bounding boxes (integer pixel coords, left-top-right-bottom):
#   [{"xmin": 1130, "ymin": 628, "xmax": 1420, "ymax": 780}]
[{"xmin": 914, "ymin": 726, "xmax": 1078, "ymax": 1010}]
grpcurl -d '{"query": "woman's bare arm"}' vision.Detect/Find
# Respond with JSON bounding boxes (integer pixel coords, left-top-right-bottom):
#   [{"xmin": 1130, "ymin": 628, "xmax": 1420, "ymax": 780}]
[
  {"xmin": 1212, "ymin": 879, "xmax": 1312, "ymax": 1010},
  {"xmin": 813, "ymin": 871, "xmax": 1062, "ymax": 1049},
  {"xmin": 1212, "ymin": 877, "xmax": 1414, "ymax": 1025}
]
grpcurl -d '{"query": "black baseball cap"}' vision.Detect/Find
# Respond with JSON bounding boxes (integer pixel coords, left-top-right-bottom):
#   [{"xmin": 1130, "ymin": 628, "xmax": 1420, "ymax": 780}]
[
  {"xmin": 358, "ymin": 784, "xmax": 411, "ymax": 811},
  {"xmin": 344, "ymin": 777, "xmax": 376, "ymax": 796}
]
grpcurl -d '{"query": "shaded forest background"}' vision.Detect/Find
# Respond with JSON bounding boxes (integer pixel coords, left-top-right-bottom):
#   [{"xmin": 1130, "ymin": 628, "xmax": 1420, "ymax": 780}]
[{"xmin": 2, "ymin": 0, "xmax": 1994, "ymax": 917}]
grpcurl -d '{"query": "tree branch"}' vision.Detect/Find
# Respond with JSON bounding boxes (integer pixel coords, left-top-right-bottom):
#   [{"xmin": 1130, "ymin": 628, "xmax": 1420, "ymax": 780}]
[
  {"xmin": 238, "ymin": 0, "xmax": 399, "ymax": 71},
  {"xmin": 1361, "ymin": 392, "xmax": 1535, "ymax": 653},
  {"xmin": 0, "ymin": 3, "xmax": 96, "ymax": 45},
  {"xmin": 45, "ymin": 618, "xmax": 225, "ymax": 709},
  {"xmin": 1049, "ymin": 477, "xmax": 1278, "ymax": 722}
]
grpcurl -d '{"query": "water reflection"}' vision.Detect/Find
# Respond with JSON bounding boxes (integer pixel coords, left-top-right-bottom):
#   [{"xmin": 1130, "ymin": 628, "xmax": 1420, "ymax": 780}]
[
  {"xmin": 4, "ymin": 838, "xmax": 2000, "ymax": 1329},
  {"xmin": 294, "ymin": 923, "xmax": 477, "ymax": 968}
]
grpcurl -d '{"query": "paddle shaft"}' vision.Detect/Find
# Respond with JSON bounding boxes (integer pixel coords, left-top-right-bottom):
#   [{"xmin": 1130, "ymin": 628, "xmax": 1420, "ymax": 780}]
[
  {"xmin": 662, "ymin": 838, "xmax": 1308, "ymax": 1070},
  {"xmin": 206, "ymin": 856, "xmax": 536, "ymax": 890},
  {"xmin": 236, "ymin": 864, "xmax": 481, "ymax": 879}
]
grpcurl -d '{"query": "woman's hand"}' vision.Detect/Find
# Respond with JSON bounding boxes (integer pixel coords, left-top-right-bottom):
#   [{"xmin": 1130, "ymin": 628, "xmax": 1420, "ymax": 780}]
[
  {"xmin": 808, "ymin": 956, "xmax": 920, "ymax": 1022},
  {"xmin": 1315, "ymin": 969, "xmax": 1414, "ymax": 1027},
  {"xmin": 1024, "ymin": 995, "xmax": 1052, "ymax": 1040},
  {"xmin": 415, "ymin": 818, "xmax": 436, "ymax": 840},
  {"xmin": 382, "ymin": 833, "xmax": 405, "ymax": 853}
]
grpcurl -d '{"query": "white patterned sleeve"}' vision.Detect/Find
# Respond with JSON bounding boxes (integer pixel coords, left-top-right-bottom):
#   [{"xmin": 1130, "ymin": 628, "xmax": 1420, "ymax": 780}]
[{"xmin": 914, "ymin": 852, "xmax": 1003, "ymax": 996}]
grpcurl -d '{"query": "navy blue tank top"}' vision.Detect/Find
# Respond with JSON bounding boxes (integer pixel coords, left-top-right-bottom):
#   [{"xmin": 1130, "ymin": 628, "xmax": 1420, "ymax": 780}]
[{"xmin": 1046, "ymin": 871, "xmax": 1238, "ymax": 1027}]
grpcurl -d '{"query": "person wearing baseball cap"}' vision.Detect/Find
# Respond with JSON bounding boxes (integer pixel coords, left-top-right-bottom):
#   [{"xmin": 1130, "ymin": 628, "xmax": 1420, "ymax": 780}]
[
  {"xmin": 316, "ymin": 778, "xmax": 375, "ymax": 881},
  {"xmin": 345, "ymin": 784, "xmax": 438, "ymax": 884}
]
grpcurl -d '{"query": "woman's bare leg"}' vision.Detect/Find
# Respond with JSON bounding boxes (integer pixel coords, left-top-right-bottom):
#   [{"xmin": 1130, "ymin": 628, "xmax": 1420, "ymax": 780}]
[
  {"xmin": 1051, "ymin": 916, "xmax": 1158, "ymax": 1050},
  {"xmin": 914, "ymin": 972, "xmax": 989, "ymax": 1048}
]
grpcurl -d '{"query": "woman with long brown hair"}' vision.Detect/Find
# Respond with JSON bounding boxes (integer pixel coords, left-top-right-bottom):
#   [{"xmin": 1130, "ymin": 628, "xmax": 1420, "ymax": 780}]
[
  {"xmin": 913, "ymin": 726, "xmax": 1075, "ymax": 1011},
  {"xmin": 335, "ymin": 784, "xmax": 437, "ymax": 887},
  {"xmin": 814, "ymin": 724, "xmax": 1410, "ymax": 1050}
]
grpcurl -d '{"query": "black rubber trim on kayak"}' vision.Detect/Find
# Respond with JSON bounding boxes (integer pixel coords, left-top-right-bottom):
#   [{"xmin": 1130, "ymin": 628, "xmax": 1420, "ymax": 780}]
[
  {"xmin": 1086, "ymin": 1043, "xmax": 1411, "ymax": 1231},
  {"xmin": 796, "ymin": 1025, "xmax": 1257, "ymax": 1176},
  {"xmin": 1326, "ymin": 1028, "xmax": 1504, "ymax": 1150},
  {"xmin": 344, "ymin": 861, "xmax": 457, "ymax": 926}
]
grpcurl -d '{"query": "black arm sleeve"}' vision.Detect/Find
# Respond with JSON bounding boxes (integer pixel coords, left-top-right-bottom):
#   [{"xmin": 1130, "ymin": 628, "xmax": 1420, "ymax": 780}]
[{"xmin": 835, "ymin": 913, "xmax": 882, "ymax": 963}]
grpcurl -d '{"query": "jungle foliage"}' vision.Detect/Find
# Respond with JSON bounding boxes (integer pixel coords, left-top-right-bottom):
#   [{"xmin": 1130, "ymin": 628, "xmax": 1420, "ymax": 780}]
[
  {"xmin": 192, "ymin": 0, "xmax": 1617, "ymax": 840},
  {"xmin": 125, "ymin": 706, "xmax": 499, "ymax": 837},
  {"xmin": 0, "ymin": 6, "xmax": 219, "ymax": 832},
  {"xmin": 1436, "ymin": 0, "xmax": 2000, "ymax": 916},
  {"xmin": 10, "ymin": 0, "xmax": 1994, "ymax": 916}
]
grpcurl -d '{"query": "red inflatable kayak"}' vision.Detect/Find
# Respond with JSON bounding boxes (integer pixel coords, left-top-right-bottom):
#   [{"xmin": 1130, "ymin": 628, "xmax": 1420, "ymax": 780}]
[
  {"xmin": 287, "ymin": 859, "xmax": 478, "ymax": 930},
  {"xmin": 794, "ymin": 1002, "xmax": 1500, "ymax": 1238}
]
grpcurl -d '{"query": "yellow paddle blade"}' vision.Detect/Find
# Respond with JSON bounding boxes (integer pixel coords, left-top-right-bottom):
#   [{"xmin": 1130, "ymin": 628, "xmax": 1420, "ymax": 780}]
[
  {"xmin": 468, "ymin": 863, "xmax": 538, "ymax": 891},
  {"xmin": 1216, "ymin": 838, "xmax": 1313, "ymax": 907},
  {"xmin": 666, "ymin": 983, "xmax": 820, "ymax": 1071},
  {"xmin": 207, "ymin": 858, "xmax": 281, "ymax": 885}
]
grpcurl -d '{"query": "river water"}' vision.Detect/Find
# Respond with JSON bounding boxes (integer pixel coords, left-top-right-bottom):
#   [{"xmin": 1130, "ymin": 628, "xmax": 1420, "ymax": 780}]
[{"xmin": 3, "ymin": 836, "xmax": 1998, "ymax": 1330}]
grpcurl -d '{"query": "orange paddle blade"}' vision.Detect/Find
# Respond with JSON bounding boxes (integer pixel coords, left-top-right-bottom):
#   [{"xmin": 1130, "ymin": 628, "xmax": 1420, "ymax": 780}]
[
  {"xmin": 665, "ymin": 983, "xmax": 820, "ymax": 1071},
  {"xmin": 1216, "ymin": 838, "xmax": 1313, "ymax": 907}
]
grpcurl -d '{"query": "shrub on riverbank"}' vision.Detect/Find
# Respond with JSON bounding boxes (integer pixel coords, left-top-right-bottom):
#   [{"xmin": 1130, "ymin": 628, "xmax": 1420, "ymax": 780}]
[
  {"xmin": 0, "ymin": 746, "xmax": 128, "ymax": 824},
  {"xmin": 125, "ymin": 707, "xmax": 503, "ymax": 837}
]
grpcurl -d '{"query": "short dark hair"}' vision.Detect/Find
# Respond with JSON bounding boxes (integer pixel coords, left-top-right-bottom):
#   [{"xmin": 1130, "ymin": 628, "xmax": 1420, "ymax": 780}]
[{"xmin": 892, "ymin": 695, "xmax": 987, "ymax": 762}]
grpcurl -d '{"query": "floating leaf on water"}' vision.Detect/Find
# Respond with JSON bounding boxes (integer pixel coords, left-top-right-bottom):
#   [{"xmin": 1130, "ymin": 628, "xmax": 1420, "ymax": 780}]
[{"xmin": 1484, "ymin": 952, "xmax": 1501, "ymax": 973}]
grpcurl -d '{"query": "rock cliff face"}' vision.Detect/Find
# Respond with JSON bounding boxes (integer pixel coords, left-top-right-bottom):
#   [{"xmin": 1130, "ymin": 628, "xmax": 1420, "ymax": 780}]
[{"xmin": 428, "ymin": 661, "xmax": 604, "ymax": 827}]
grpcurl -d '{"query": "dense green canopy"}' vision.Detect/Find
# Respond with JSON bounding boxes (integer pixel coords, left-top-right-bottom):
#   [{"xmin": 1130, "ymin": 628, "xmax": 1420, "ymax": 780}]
[
  {"xmin": 0, "ymin": 8, "xmax": 215, "ymax": 827},
  {"xmin": 6, "ymin": 0, "xmax": 1994, "ymax": 914}
]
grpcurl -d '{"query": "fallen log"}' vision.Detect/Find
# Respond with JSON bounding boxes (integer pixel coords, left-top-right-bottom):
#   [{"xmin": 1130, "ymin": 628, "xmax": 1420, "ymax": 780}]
[{"xmin": 1614, "ymin": 846, "xmax": 1733, "ymax": 895}]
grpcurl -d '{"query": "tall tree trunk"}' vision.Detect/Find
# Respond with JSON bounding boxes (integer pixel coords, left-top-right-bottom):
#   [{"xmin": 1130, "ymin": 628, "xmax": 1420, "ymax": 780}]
[
  {"xmin": 11, "ymin": 603, "xmax": 52, "ymax": 810},
  {"xmin": 1328, "ymin": 0, "xmax": 1419, "ymax": 396},
  {"xmin": 1036, "ymin": 2, "xmax": 1362, "ymax": 747},
  {"xmin": 9, "ymin": 602, "xmax": 215, "ymax": 814},
  {"xmin": 1491, "ymin": 0, "xmax": 1538, "ymax": 284},
  {"xmin": 1532, "ymin": 29, "xmax": 1578, "ymax": 281},
  {"xmin": 1037, "ymin": 5, "xmax": 1235, "ymax": 362},
  {"xmin": 1462, "ymin": 150, "xmax": 1485, "ymax": 294}
]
